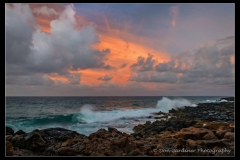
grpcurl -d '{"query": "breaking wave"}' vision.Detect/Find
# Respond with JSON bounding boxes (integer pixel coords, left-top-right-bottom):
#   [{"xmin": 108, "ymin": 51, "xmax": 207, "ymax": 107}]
[{"xmin": 156, "ymin": 97, "xmax": 194, "ymax": 113}]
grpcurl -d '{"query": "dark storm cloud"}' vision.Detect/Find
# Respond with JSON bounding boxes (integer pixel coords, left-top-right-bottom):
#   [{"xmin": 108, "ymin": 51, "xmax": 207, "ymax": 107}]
[
  {"xmin": 130, "ymin": 54, "xmax": 156, "ymax": 72},
  {"xmin": 6, "ymin": 4, "xmax": 112, "ymax": 87},
  {"xmin": 155, "ymin": 60, "xmax": 174, "ymax": 73},
  {"xmin": 28, "ymin": 12, "xmax": 111, "ymax": 73},
  {"xmin": 129, "ymin": 71, "xmax": 178, "ymax": 83},
  {"xmin": 98, "ymin": 74, "xmax": 112, "ymax": 81},
  {"xmin": 5, "ymin": 4, "xmax": 36, "ymax": 66},
  {"xmin": 156, "ymin": 51, "xmax": 194, "ymax": 74},
  {"xmin": 6, "ymin": 74, "xmax": 55, "ymax": 86},
  {"xmin": 6, "ymin": 72, "xmax": 81, "ymax": 86},
  {"xmin": 66, "ymin": 73, "xmax": 81, "ymax": 84},
  {"xmin": 179, "ymin": 41, "xmax": 234, "ymax": 83},
  {"xmin": 130, "ymin": 36, "xmax": 234, "ymax": 86}
]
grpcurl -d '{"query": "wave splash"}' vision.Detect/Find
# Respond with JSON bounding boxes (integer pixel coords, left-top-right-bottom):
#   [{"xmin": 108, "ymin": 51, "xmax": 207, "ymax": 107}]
[
  {"xmin": 156, "ymin": 97, "xmax": 193, "ymax": 113},
  {"xmin": 78, "ymin": 104, "xmax": 155, "ymax": 123},
  {"xmin": 7, "ymin": 97, "xmax": 198, "ymax": 135}
]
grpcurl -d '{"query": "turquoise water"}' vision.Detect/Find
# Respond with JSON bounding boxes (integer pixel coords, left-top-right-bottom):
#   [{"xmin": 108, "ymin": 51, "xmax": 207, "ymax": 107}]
[{"xmin": 6, "ymin": 96, "xmax": 225, "ymax": 136}]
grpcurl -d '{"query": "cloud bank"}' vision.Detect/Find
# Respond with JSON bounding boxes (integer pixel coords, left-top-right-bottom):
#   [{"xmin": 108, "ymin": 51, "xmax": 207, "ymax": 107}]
[
  {"xmin": 6, "ymin": 3, "xmax": 112, "ymax": 87},
  {"xmin": 130, "ymin": 37, "xmax": 235, "ymax": 86},
  {"xmin": 5, "ymin": 3, "xmax": 234, "ymax": 96}
]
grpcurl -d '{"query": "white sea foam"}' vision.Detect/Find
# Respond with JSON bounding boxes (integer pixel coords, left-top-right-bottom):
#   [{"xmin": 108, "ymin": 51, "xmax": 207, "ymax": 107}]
[
  {"xmin": 191, "ymin": 104, "xmax": 198, "ymax": 107},
  {"xmin": 156, "ymin": 97, "xmax": 192, "ymax": 113},
  {"xmin": 78, "ymin": 104, "xmax": 157, "ymax": 123},
  {"xmin": 206, "ymin": 99, "xmax": 216, "ymax": 103},
  {"xmin": 7, "ymin": 97, "xmax": 200, "ymax": 136},
  {"xmin": 219, "ymin": 99, "xmax": 228, "ymax": 102},
  {"xmin": 79, "ymin": 97, "xmax": 197, "ymax": 124}
]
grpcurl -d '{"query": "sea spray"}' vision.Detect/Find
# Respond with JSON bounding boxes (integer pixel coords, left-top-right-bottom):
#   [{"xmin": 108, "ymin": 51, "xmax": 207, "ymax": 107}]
[
  {"xmin": 78, "ymin": 104, "xmax": 156, "ymax": 123},
  {"xmin": 219, "ymin": 99, "xmax": 228, "ymax": 102},
  {"xmin": 156, "ymin": 97, "xmax": 192, "ymax": 113},
  {"xmin": 79, "ymin": 97, "xmax": 196, "ymax": 123},
  {"xmin": 7, "ymin": 96, "xmax": 215, "ymax": 136}
]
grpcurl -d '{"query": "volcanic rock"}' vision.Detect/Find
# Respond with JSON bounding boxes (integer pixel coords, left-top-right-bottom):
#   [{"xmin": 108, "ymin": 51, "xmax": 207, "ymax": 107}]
[
  {"xmin": 6, "ymin": 141, "xmax": 13, "ymax": 156},
  {"xmin": 6, "ymin": 127, "xmax": 14, "ymax": 136}
]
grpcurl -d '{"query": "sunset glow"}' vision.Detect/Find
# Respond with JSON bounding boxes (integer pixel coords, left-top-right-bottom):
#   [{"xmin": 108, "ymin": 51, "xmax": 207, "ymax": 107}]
[{"xmin": 6, "ymin": 3, "xmax": 235, "ymax": 96}]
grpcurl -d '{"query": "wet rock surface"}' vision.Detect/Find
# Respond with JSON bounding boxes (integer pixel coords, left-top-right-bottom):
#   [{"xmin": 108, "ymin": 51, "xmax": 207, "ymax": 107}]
[{"xmin": 6, "ymin": 100, "xmax": 234, "ymax": 156}]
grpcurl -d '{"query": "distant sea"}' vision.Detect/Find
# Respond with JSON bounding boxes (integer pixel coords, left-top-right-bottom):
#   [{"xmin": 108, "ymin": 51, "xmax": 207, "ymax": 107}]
[{"xmin": 6, "ymin": 96, "xmax": 229, "ymax": 136}]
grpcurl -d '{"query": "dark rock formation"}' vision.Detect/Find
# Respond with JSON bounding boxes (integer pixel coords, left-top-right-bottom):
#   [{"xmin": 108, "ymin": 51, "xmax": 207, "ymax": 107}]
[
  {"xmin": 6, "ymin": 101, "xmax": 234, "ymax": 156},
  {"xmin": 39, "ymin": 127, "xmax": 81, "ymax": 142},
  {"xmin": 108, "ymin": 127, "xmax": 122, "ymax": 133},
  {"xmin": 11, "ymin": 135, "xmax": 25, "ymax": 149},
  {"xmin": 24, "ymin": 129, "xmax": 47, "ymax": 151},
  {"xmin": 6, "ymin": 127, "xmax": 14, "ymax": 136},
  {"xmin": 15, "ymin": 130, "xmax": 26, "ymax": 135},
  {"xmin": 6, "ymin": 141, "xmax": 13, "ymax": 156}
]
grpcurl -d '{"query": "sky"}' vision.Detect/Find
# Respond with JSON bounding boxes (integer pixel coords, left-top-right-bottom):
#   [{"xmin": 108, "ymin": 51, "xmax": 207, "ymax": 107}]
[{"xmin": 5, "ymin": 3, "xmax": 235, "ymax": 96}]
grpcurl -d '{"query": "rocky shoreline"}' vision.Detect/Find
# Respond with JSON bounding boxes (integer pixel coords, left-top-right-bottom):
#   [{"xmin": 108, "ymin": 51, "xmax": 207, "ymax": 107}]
[{"xmin": 6, "ymin": 97, "xmax": 234, "ymax": 156}]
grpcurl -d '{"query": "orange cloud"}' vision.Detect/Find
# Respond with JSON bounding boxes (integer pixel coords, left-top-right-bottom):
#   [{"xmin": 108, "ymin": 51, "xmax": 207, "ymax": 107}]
[
  {"xmin": 90, "ymin": 33, "xmax": 171, "ymax": 86},
  {"xmin": 35, "ymin": 17, "xmax": 51, "ymax": 33},
  {"xmin": 47, "ymin": 75, "xmax": 69, "ymax": 83},
  {"xmin": 70, "ymin": 70, "xmax": 103, "ymax": 85},
  {"xmin": 94, "ymin": 34, "xmax": 170, "ymax": 65},
  {"xmin": 30, "ymin": 4, "xmax": 90, "ymax": 34},
  {"xmin": 230, "ymin": 55, "xmax": 234, "ymax": 65},
  {"xmin": 29, "ymin": 4, "xmax": 63, "ymax": 33},
  {"xmin": 29, "ymin": 4, "xmax": 172, "ymax": 89}
]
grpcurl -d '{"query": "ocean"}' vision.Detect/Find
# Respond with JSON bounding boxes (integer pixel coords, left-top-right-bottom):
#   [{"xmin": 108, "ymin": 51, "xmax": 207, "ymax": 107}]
[{"xmin": 6, "ymin": 96, "xmax": 227, "ymax": 136}]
